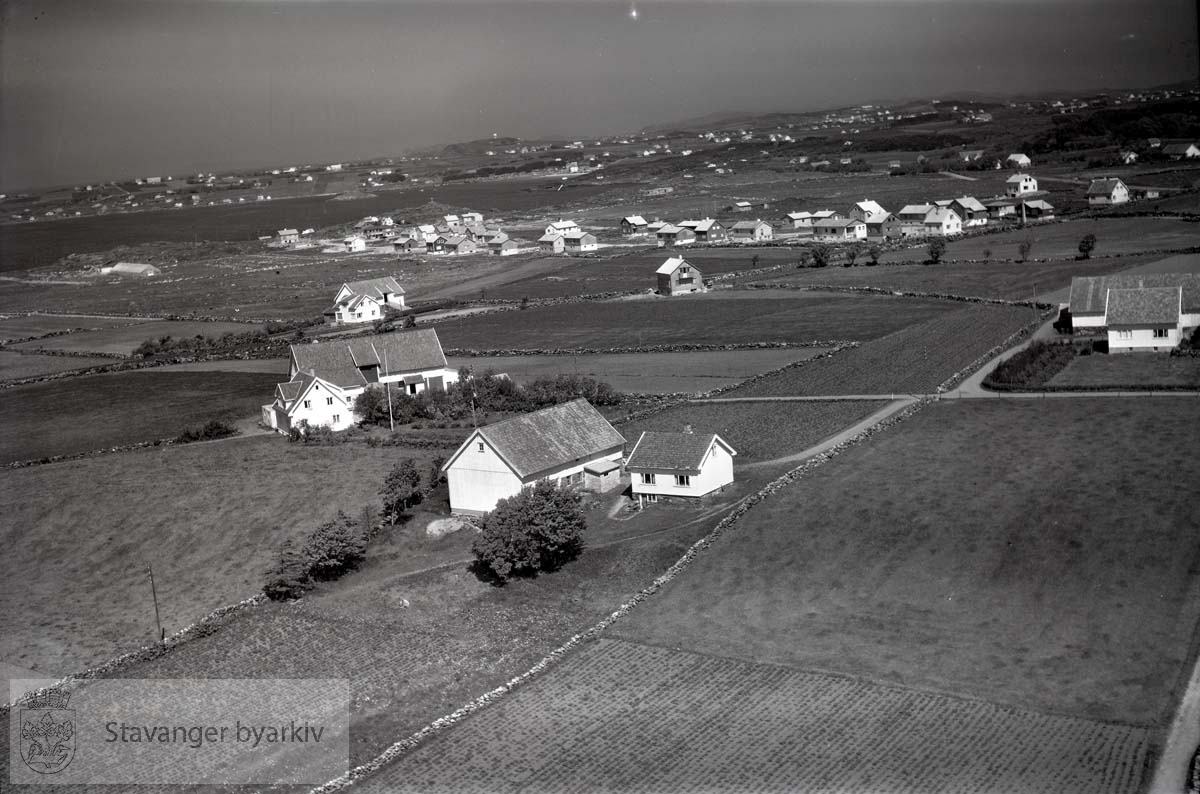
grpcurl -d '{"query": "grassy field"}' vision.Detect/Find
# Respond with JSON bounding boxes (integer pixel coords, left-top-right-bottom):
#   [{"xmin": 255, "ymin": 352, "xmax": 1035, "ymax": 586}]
[
  {"xmin": 1048, "ymin": 353, "xmax": 1200, "ymax": 389},
  {"xmin": 728, "ymin": 303, "xmax": 1038, "ymax": 396},
  {"xmin": 0, "ymin": 435, "xmax": 440, "ymax": 675},
  {"xmin": 0, "ymin": 369, "xmax": 280, "ymax": 463},
  {"xmin": 8, "ymin": 319, "xmax": 260, "ymax": 356},
  {"xmin": 433, "ymin": 290, "xmax": 958, "ymax": 350},
  {"xmin": 447, "ymin": 348, "xmax": 828, "ymax": 394},
  {"xmin": 613, "ymin": 398, "xmax": 1200, "ymax": 728},
  {"xmin": 354, "ymin": 638, "xmax": 1148, "ymax": 794},
  {"xmin": 618, "ymin": 399, "xmax": 886, "ymax": 462},
  {"xmin": 0, "ymin": 351, "xmax": 115, "ymax": 380},
  {"xmin": 750, "ymin": 256, "xmax": 1131, "ymax": 302},
  {"xmin": 0, "ymin": 313, "xmax": 142, "ymax": 341}
]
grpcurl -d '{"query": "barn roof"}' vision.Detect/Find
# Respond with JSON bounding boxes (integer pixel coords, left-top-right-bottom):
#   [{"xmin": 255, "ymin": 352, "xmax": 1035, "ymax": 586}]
[
  {"xmin": 289, "ymin": 329, "xmax": 448, "ymax": 388},
  {"xmin": 1069, "ymin": 273, "xmax": 1200, "ymax": 316},
  {"xmin": 1106, "ymin": 286, "xmax": 1181, "ymax": 326},
  {"xmin": 459, "ymin": 399, "xmax": 625, "ymax": 479},
  {"xmin": 625, "ymin": 431, "xmax": 736, "ymax": 472},
  {"xmin": 342, "ymin": 276, "xmax": 405, "ymax": 299}
]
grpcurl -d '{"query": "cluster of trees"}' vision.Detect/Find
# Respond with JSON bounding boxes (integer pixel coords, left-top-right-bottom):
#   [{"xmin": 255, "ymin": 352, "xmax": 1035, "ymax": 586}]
[
  {"xmin": 354, "ymin": 372, "xmax": 621, "ymax": 427},
  {"xmin": 263, "ymin": 509, "xmax": 374, "ymax": 600},
  {"xmin": 471, "ymin": 481, "xmax": 587, "ymax": 582},
  {"xmin": 134, "ymin": 329, "xmax": 271, "ymax": 358}
]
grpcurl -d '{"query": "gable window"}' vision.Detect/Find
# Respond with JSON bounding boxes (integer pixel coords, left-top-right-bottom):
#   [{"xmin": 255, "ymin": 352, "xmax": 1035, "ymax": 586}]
[
  {"xmin": 332, "ymin": 414, "xmax": 340, "ymax": 423},
  {"xmin": 326, "ymin": 397, "xmax": 334, "ymax": 406},
  {"xmin": 303, "ymin": 400, "xmax": 311, "ymax": 409},
  {"xmin": 641, "ymin": 473, "xmax": 656, "ymax": 485},
  {"xmin": 1153, "ymin": 328, "xmax": 1169, "ymax": 338},
  {"xmin": 477, "ymin": 442, "xmax": 485, "ymax": 453},
  {"xmin": 675, "ymin": 475, "xmax": 691, "ymax": 487}
]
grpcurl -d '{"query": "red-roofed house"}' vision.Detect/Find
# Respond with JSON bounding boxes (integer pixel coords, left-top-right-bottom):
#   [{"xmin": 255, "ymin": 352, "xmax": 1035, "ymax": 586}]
[{"xmin": 625, "ymin": 430, "xmax": 737, "ymax": 504}]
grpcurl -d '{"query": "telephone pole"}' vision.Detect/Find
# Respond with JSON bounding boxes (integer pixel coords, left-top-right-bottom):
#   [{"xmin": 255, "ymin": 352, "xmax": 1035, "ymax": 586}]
[{"xmin": 147, "ymin": 564, "xmax": 164, "ymax": 645}]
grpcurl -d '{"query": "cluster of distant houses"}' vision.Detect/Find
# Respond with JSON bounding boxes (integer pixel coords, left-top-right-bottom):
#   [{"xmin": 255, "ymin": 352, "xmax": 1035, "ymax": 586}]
[
  {"xmin": 620, "ymin": 216, "xmax": 775, "ymax": 246},
  {"xmin": 277, "ymin": 211, "xmax": 526, "ymax": 257},
  {"xmin": 263, "ymin": 328, "xmax": 738, "ymax": 516}
]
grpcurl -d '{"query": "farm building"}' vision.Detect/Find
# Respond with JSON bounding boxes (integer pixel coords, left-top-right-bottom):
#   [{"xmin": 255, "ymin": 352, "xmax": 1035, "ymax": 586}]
[
  {"xmin": 563, "ymin": 231, "xmax": 598, "ymax": 253},
  {"xmin": 656, "ymin": 256, "xmax": 705, "ymax": 296},
  {"xmin": 1067, "ymin": 273, "xmax": 1200, "ymax": 353},
  {"xmin": 442, "ymin": 398, "xmax": 626, "ymax": 517},
  {"xmin": 343, "ymin": 236, "xmax": 367, "ymax": 253},
  {"xmin": 545, "ymin": 219, "xmax": 581, "ymax": 237},
  {"xmin": 1006, "ymin": 153, "xmax": 1032, "ymax": 168},
  {"xmin": 922, "ymin": 207, "xmax": 962, "ymax": 237},
  {"xmin": 1005, "ymin": 173, "xmax": 1038, "ymax": 197},
  {"xmin": 625, "ymin": 430, "xmax": 737, "ymax": 504},
  {"xmin": 813, "ymin": 217, "xmax": 867, "ymax": 242},
  {"xmin": 539, "ymin": 233, "xmax": 566, "ymax": 254},
  {"xmin": 1162, "ymin": 142, "xmax": 1200, "ymax": 160},
  {"xmin": 1087, "ymin": 177, "xmax": 1130, "ymax": 206},
  {"xmin": 583, "ymin": 460, "xmax": 622, "ymax": 493},
  {"xmin": 323, "ymin": 276, "xmax": 407, "ymax": 326},
  {"xmin": 729, "ymin": 220, "xmax": 773, "ymax": 242},
  {"xmin": 678, "ymin": 218, "xmax": 726, "ymax": 243},
  {"xmin": 847, "ymin": 200, "xmax": 887, "ymax": 222},
  {"xmin": 936, "ymin": 197, "xmax": 988, "ymax": 227},
  {"xmin": 277, "ymin": 228, "xmax": 299, "ymax": 246},
  {"xmin": 733, "ymin": 201, "xmax": 753, "ymax": 212},
  {"xmin": 100, "ymin": 262, "xmax": 161, "ymax": 276},
  {"xmin": 1022, "ymin": 199, "xmax": 1056, "ymax": 220},
  {"xmin": 263, "ymin": 328, "xmax": 457, "ymax": 434},
  {"xmin": 656, "ymin": 225, "xmax": 696, "ymax": 248},
  {"xmin": 621, "ymin": 216, "xmax": 649, "ymax": 236}
]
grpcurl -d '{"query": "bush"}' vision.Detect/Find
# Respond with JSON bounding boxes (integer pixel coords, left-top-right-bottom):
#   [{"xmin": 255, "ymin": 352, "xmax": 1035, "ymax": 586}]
[
  {"xmin": 983, "ymin": 340, "xmax": 1076, "ymax": 390},
  {"xmin": 262, "ymin": 539, "xmax": 313, "ymax": 601},
  {"xmin": 1078, "ymin": 233, "xmax": 1097, "ymax": 260},
  {"xmin": 174, "ymin": 419, "xmax": 239, "ymax": 444},
  {"xmin": 809, "ymin": 243, "xmax": 831, "ymax": 268},
  {"xmin": 301, "ymin": 511, "xmax": 368, "ymax": 581},
  {"xmin": 471, "ymin": 481, "xmax": 587, "ymax": 582},
  {"xmin": 926, "ymin": 238, "xmax": 947, "ymax": 264},
  {"xmin": 380, "ymin": 459, "xmax": 422, "ymax": 523}
]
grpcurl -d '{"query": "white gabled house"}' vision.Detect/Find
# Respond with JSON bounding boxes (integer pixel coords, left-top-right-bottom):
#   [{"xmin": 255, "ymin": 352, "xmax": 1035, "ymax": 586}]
[
  {"xmin": 847, "ymin": 200, "xmax": 886, "ymax": 222},
  {"xmin": 656, "ymin": 256, "xmax": 705, "ymax": 295},
  {"xmin": 620, "ymin": 216, "xmax": 649, "ymax": 236},
  {"xmin": 729, "ymin": 219, "xmax": 773, "ymax": 242},
  {"xmin": 1005, "ymin": 173, "xmax": 1038, "ymax": 197},
  {"xmin": 442, "ymin": 399, "xmax": 626, "ymax": 516},
  {"xmin": 343, "ymin": 236, "xmax": 367, "ymax": 253},
  {"xmin": 323, "ymin": 277, "xmax": 406, "ymax": 326},
  {"xmin": 1087, "ymin": 177, "xmax": 1130, "ymax": 206},
  {"xmin": 1007, "ymin": 153, "xmax": 1032, "ymax": 168},
  {"xmin": 937, "ymin": 197, "xmax": 988, "ymax": 227},
  {"xmin": 812, "ymin": 217, "xmax": 867, "ymax": 242},
  {"xmin": 625, "ymin": 430, "xmax": 737, "ymax": 504},
  {"xmin": 922, "ymin": 207, "xmax": 962, "ymax": 237},
  {"xmin": 562, "ymin": 231, "xmax": 598, "ymax": 253},
  {"xmin": 263, "ymin": 329, "xmax": 457, "ymax": 434},
  {"xmin": 1067, "ymin": 273, "xmax": 1200, "ymax": 352},
  {"xmin": 545, "ymin": 219, "xmax": 581, "ymax": 237}
]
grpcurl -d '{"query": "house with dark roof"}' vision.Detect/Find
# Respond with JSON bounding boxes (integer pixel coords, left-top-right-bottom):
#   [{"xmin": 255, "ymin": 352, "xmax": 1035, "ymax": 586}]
[
  {"xmin": 1162, "ymin": 142, "xmax": 1200, "ymax": 160},
  {"xmin": 656, "ymin": 256, "xmax": 705, "ymax": 295},
  {"xmin": 936, "ymin": 197, "xmax": 988, "ymax": 227},
  {"xmin": 678, "ymin": 218, "xmax": 727, "ymax": 243},
  {"xmin": 813, "ymin": 217, "xmax": 867, "ymax": 242},
  {"xmin": 262, "ymin": 329, "xmax": 456, "ymax": 433},
  {"xmin": 620, "ymin": 216, "xmax": 649, "ymax": 236},
  {"xmin": 1087, "ymin": 177, "xmax": 1130, "ymax": 206},
  {"xmin": 625, "ymin": 430, "xmax": 737, "ymax": 504},
  {"xmin": 1067, "ymin": 273, "xmax": 1200, "ymax": 351},
  {"xmin": 323, "ymin": 277, "xmax": 407, "ymax": 326},
  {"xmin": 442, "ymin": 399, "xmax": 626, "ymax": 516}
]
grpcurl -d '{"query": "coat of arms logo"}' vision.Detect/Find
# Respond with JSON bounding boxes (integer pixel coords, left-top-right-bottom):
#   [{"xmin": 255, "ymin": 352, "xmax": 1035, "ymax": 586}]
[{"xmin": 19, "ymin": 687, "xmax": 75, "ymax": 774}]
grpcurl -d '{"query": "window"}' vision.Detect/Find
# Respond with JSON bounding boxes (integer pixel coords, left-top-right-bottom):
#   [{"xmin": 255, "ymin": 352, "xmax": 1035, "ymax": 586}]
[
  {"xmin": 477, "ymin": 442, "xmax": 485, "ymax": 453},
  {"xmin": 302, "ymin": 400, "xmax": 311, "ymax": 409},
  {"xmin": 675, "ymin": 475, "xmax": 691, "ymax": 487},
  {"xmin": 1153, "ymin": 328, "xmax": 1169, "ymax": 339},
  {"xmin": 326, "ymin": 397, "xmax": 334, "ymax": 406},
  {"xmin": 1117, "ymin": 330, "xmax": 1132, "ymax": 340},
  {"xmin": 641, "ymin": 473, "xmax": 656, "ymax": 485},
  {"xmin": 332, "ymin": 414, "xmax": 340, "ymax": 423}
]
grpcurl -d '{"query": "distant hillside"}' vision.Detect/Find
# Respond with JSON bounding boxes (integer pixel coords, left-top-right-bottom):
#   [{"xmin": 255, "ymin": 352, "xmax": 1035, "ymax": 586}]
[{"xmin": 440, "ymin": 137, "xmax": 523, "ymax": 158}]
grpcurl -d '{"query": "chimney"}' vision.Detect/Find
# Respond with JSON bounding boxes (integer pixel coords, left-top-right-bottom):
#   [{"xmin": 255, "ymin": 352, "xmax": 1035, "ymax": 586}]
[{"xmin": 683, "ymin": 424, "xmax": 693, "ymax": 434}]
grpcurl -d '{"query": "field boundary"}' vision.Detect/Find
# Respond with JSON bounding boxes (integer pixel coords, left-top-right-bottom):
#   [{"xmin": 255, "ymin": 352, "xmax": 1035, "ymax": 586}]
[{"xmin": 307, "ymin": 396, "xmax": 934, "ymax": 793}]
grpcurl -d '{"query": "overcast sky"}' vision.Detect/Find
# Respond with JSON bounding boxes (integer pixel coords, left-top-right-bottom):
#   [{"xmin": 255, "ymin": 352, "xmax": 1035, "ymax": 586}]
[{"xmin": 1, "ymin": 0, "xmax": 1196, "ymax": 191}]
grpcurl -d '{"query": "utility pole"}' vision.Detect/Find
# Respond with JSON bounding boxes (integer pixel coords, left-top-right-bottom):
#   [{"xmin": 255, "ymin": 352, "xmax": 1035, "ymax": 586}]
[
  {"xmin": 383, "ymin": 352, "xmax": 395, "ymax": 431},
  {"xmin": 147, "ymin": 564, "xmax": 164, "ymax": 646}
]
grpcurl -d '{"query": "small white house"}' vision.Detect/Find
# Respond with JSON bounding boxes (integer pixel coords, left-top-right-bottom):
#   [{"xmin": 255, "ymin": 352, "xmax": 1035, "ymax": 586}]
[
  {"xmin": 562, "ymin": 231, "xmax": 598, "ymax": 253},
  {"xmin": 277, "ymin": 228, "xmax": 300, "ymax": 246},
  {"xmin": 847, "ymin": 200, "xmax": 887, "ymax": 222},
  {"xmin": 323, "ymin": 277, "xmax": 406, "ymax": 326},
  {"xmin": 545, "ymin": 219, "xmax": 581, "ymax": 237},
  {"xmin": 1005, "ymin": 173, "xmax": 1038, "ymax": 197},
  {"xmin": 625, "ymin": 430, "xmax": 737, "ymax": 504},
  {"xmin": 1106, "ymin": 287, "xmax": 1184, "ymax": 352},
  {"xmin": 442, "ymin": 399, "xmax": 626, "ymax": 516},
  {"xmin": 812, "ymin": 217, "xmax": 867, "ymax": 242},
  {"xmin": 343, "ymin": 236, "xmax": 367, "ymax": 253},
  {"xmin": 1007, "ymin": 153, "xmax": 1032, "ymax": 168},
  {"xmin": 729, "ymin": 219, "xmax": 773, "ymax": 242},
  {"xmin": 1087, "ymin": 177, "xmax": 1130, "ymax": 206},
  {"xmin": 922, "ymin": 207, "xmax": 962, "ymax": 237}
]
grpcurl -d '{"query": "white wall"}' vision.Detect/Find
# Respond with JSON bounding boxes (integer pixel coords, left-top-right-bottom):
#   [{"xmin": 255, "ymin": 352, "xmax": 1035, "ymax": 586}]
[
  {"xmin": 446, "ymin": 435, "xmax": 524, "ymax": 516},
  {"xmin": 286, "ymin": 381, "xmax": 355, "ymax": 431},
  {"xmin": 630, "ymin": 443, "xmax": 735, "ymax": 498},
  {"xmin": 1108, "ymin": 327, "xmax": 1181, "ymax": 352}
]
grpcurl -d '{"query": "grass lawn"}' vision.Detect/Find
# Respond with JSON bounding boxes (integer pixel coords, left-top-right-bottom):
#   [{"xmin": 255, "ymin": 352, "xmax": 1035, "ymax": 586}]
[
  {"xmin": 617, "ymin": 399, "xmax": 887, "ymax": 463},
  {"xmin": 447, "ymin": 348, "xmax": 829, "ymax": 395},
  {"xmin": 0, "ymin": 434, "xmax": 442, "ymax": 676},
  {"xmin": 1048, "ymin": 352, "xmax": 1200, "ymax": 389},
  {"xmin": 353, "ymin": 638, "xmax": 1148, "ymax": 794},
  {"xmin": 0, "ymin": 369, "xmax": 281, "ymax": 463},
  {"xmin": 433, "ymin": 291, "xmax": 958, "ymax": 350},
  {"xmin": 612, "ymin": 398, "xmax": 1200, "ymax": 728},
  {"xmin": 9, "ymin": 319, "xmax": 262, "ymax": 356},
  {"xmin": 728, "ymin": 303, "xmax": 1038, "ymax": 396},
  {"xmin": 0, "ymin": 313, "xmax": 142, "ymax": 341},
  {"xmin": 0, "ymin": 350, "xmax": 115, "ymax": 381}
]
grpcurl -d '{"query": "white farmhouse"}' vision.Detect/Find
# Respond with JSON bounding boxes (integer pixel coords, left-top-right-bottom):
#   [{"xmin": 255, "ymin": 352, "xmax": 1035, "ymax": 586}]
[
  {"xmin": 625, "ymin": 430, "xmax": 737, "ymax": 504},
  {"xmin": 545, "ymin": 219, "xmax": 581, "ymax": 237},
  {"xmin": 262, "ymin": 329, "xmax": 457, "ymax": 434},
  {"xmin": 728, "ymin": 219, "xmax": 773, "ymax": 242},
  {"xmin": 1067, "ymin": 273, "xmax": 1200, "ymax": 352},
  {"xmin": 442, "ymin": 399, "xmax": 626, "ymax": 516},
  {"xmin": 1005, "ymin": 173, "xmax": 1038, "ymax": 197},
  {"xmin": 922, "ymin": 207, "xmax": 962, "ymax": 237},
  {"xmin": 1087, "ymin": 177, "xmax": 1130, "ymax": 206},
  {"xmin": 343, "ymin": 236, "xmax": 367, "ymax": 253},
  {"xmin": 323, "ymin": 277, "xmax": 406, "ymax": 326}
]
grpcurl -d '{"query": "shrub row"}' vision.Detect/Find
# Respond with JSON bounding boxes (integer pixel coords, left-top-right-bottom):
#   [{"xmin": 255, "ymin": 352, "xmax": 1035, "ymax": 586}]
[
  {"xmin": 308, "ymin": 396, "xmax": 934, "ymax": 793},
  {"xmin": 982, "ymin": 340, "xmax": 1077, "ymax": 390},
  {"xmin": 936, "ymin": 311, "xmax": 1053, "ymax": 393}
]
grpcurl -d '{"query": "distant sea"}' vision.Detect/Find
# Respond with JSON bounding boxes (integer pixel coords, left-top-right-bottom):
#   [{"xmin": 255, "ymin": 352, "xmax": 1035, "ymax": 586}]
[{"xmin": 0, "ymin": 178, "xmax": 610, "ymax": 274}]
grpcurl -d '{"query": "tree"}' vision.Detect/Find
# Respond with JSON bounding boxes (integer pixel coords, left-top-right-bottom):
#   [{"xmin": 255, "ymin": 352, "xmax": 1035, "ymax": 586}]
[
  {"xmin": 380, "ymin": 459, "xmax": 422, "ymax": 522},
  {"xmin": 1018, "ymin": 238, "xmax": 1033, "ymax": 263},
  {"xmin": 926, "ymin": 237, "xmax": 947, "ymax": 264},
  {"xmin": 809, "ymin": 243, "xmax": 831, "ymax": 268},
  {"xmin": 981, "ymin": 247, "xmax": 993, "ymax": 262},
  {"xmin": 1078, "ymin": 233, "xmax": 1097, "ymax": 260},
  {"xmin": 844, "ymin": 244, "xmax": 863, "ymax": 267},
  {"xmin": 866, "ymin": 245, "xmax": 881, "ymax": 266},
  {"xmin": 471, "ymin": 481, "xmax": 586, "ymax": 581},
  {"xmin": 263, "ymin": 538, "xmax": 313, "ymax": 601},
  {"xmin": 301, "ymin": 511, "xmax": 368, "ymax": 580}
]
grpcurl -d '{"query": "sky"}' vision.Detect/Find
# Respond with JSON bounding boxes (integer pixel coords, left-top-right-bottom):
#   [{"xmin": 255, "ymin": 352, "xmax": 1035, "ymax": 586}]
[{"xmin": 1, "ymin": 0, "xmax": 1196, "ymax": 192}]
